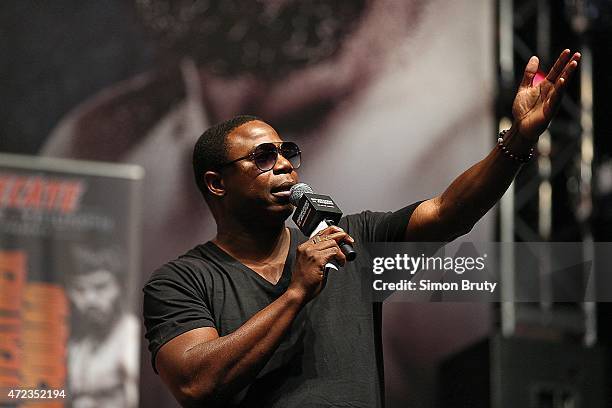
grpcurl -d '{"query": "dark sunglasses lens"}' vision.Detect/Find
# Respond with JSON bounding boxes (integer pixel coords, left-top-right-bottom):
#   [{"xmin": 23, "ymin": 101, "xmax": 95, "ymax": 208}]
[
  {"xmin": 254, "ymin": 146, "xmax": 278, "ymax": 171},
  {"xmin": 281, "ymin": 143, "xmax": 301, "ymax": 169}
]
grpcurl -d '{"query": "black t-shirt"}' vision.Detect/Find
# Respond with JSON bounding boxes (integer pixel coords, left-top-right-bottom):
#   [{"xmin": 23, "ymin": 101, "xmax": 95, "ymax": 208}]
[{"xmin": 143, "ymin": 202, "xmax": 421, "ymax": 407}]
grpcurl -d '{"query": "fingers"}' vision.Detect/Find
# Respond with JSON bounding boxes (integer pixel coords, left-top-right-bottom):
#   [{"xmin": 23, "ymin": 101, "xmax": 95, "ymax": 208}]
[
  {"xmin": 313, "ymin": 232, "xmax": 355, "ymax": 247},
  {"xmin": 313, "ymin": 226, "xmax": 355, "ymax": 245},
  {"xmin": 545, "ymin": 49, "xmax": 572, "ymax": 83},
  {"xmin": 557, "ymin": 52, "xmax": 581, "ymax": 85},
  {"xmin": 521, "ymin": 50, "xmax": 580, "ymax": 94},
  {"xmin": 323, "ymin": 246, "xmax": 347, "ymax": 267},
  {"xmin": 309, "ymin": 226, "xmax": 353, "ymax": 268},
  {"xmin": 519, "ymin": 56, "xmax": 540, "ymax": 88},
  {"xmin": 546, "ymin": 52, "xmax": 581, "ymax": 114},
  {"xmin": 298, "ymin": 239, "xmax": 347, "ymax": 269}
]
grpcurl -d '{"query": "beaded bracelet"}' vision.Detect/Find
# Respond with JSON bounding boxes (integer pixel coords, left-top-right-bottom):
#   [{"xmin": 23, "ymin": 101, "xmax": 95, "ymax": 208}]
[{"xmin": 497, "ymin": 129, "xmax": 535, "ymax": 163}]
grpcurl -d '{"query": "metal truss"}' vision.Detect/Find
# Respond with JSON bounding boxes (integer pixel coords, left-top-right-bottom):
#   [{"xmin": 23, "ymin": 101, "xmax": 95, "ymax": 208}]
[{"xmin": 497, "ymin": 0, "xmax": 597, "ymax": 344}]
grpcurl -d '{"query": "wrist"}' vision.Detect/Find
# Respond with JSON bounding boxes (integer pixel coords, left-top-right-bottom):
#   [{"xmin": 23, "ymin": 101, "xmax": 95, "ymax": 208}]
[
  {"xmin": 508, "ymin": 126, "xmax": 538, "ymax": 153},
  {"xmin": 283, "ymin": 287, "xmax": 309, "ymax": 308},
  {"xmin": 497, "ymin": 127, "xmax": 536, "ymax": 163},
  {"xmin": 511, "ymin": 119, "xmax": 542, "ymax": 145}
]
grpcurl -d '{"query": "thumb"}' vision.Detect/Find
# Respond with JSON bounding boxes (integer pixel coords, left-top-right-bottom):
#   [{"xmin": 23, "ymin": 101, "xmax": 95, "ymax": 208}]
[{"xmin": 519, "ymin": 56, "xmax": 539, "ymax": 88}]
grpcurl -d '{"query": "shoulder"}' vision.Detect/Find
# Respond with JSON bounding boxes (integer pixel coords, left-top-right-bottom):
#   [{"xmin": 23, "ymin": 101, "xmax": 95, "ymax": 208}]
[
  {"xmin": 339, "ymin": 210, "xmax": 391, "ymax": 241},
  {"xmin": 107, "ymin": 313, "xmax": 141, "ymax": 348},
  {"xmin": 117, "ymin": 313, "xmax": 141, "ymax": 335},
  {"xmin": 145, "ymin": 244, "xmax": 217, "ymax": 291},
  {"xmin": 339, "ymin": 201, "xmax": 424, "ymax": 242},
  {"xmin": 42, "ymin": 67, "xmax": 186, "ymax": 161}
]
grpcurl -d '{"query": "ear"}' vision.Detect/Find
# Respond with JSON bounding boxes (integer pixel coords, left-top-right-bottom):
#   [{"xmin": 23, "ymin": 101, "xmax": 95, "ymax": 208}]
[{"xmin": 204, "ymin": 171, "xmax": 226, "ymax": 197}]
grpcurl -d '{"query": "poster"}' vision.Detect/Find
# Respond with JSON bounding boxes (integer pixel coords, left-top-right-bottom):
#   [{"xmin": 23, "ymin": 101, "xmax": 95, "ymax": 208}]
[{"xmin": 0, "ymin": 154, "xmax": 143, "ymax": 408}]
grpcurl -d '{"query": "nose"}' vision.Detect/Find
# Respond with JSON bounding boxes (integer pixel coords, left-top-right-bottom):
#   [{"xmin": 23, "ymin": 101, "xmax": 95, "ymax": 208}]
[{"xmin": 273, "ymin": 152, "xmax": 294, "ymax": 174}]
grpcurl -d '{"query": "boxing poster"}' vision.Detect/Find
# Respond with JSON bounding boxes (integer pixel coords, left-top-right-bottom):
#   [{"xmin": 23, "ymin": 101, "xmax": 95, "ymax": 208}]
[{"xmin": 0, "ymin": 154, "xmax": 143, "ymax": 408}]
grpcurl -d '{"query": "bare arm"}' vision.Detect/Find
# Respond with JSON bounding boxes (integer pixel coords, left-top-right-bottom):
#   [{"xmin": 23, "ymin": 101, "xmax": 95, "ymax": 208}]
[
  {"xmin": 405, "ymin": 132, "xmax": 523, "ymax": 241},
  {"xmin": 155, "ymin": 227, "xmax": 352, "ymax": 407},
  {"xmin": 157, "ymin": 289, "xmax": 304, "ymax": 407},
  {"xmin": 405, "ymin": 49, "xmax": 581, "ymax": 242}
]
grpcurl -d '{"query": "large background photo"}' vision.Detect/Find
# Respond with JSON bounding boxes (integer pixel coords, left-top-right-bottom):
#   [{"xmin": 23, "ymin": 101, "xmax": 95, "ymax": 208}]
[{"xmin": 2, "ymin": 1, "xmax": 494, "ymax": 406}]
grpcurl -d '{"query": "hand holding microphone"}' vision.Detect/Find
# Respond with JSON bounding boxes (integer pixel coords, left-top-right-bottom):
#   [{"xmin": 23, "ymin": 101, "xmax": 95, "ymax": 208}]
[
  {"xmin": 290, "ymin": 225, "xmax": 354, "ymax": 301},
  {"xmin": 289, "ymin": 183, "xmax": 357, "ymax": 277}
]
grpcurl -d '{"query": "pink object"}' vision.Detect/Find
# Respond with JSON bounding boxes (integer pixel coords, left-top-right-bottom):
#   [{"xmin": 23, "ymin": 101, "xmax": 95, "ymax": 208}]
[{"xmin": 533, "ymin": 70, "xmax": 546, "ymax": 86}]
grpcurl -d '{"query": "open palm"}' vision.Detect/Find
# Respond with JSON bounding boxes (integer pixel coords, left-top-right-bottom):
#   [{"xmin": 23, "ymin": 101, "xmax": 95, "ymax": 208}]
[{"xmin": 512, "ymin": 49, "xmax": 581, "ymax": 143}]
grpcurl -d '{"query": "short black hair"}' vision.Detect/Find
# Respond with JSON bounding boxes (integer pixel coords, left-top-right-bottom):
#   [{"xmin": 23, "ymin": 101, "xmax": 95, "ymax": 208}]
[
  {"xmin": 193, "ymin": 115, "xmax": 260, "ymax": 198},
  {"xmin": 68, "ymin": 244, "xmax": 122, "ymax": 280}
]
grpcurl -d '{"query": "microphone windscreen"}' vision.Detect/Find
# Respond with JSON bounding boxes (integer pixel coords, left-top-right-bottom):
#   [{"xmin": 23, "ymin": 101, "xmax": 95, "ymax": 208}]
[{"xmin": 289, "ymin": 183, "xmax": 313, "ymax": 206}]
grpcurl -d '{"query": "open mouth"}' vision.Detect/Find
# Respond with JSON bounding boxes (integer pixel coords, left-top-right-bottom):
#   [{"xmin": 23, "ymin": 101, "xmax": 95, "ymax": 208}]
[{"xmin": 270, "ymin": 182, "xmax": 295, "ymax": 199}]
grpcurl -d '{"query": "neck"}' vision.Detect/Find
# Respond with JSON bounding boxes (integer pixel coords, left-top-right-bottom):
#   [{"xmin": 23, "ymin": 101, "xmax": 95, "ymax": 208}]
[{"xmin": 214, "ymin": 216, "xmax": 288, "ymax": 263}]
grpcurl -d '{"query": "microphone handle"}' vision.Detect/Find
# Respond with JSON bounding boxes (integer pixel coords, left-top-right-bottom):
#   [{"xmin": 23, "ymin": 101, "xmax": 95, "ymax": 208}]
[{"xmin": 339, "ymin": 241, "xmax": 357, "ymax": 262}]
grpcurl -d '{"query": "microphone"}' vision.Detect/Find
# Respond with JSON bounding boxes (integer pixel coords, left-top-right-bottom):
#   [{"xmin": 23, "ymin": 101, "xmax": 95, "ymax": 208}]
[{"xmin": 289, "ymin": 183, "xmax": 357, "ymax": 275}]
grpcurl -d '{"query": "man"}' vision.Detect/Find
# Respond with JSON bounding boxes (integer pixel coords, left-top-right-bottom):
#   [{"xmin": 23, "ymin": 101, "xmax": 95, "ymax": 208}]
[
  {"xmin": 143, "ymin": 49, "xmax": 581, "ymax": 407},
  {"xmin": 67, "ymin": 245, "xmax": 140, "ymax": 408}
]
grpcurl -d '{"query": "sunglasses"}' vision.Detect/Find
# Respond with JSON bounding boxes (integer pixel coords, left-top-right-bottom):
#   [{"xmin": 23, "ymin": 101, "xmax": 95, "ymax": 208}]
[{"xmin": 219, "ymin": 141, "xmax": 301, "ymax": 172}]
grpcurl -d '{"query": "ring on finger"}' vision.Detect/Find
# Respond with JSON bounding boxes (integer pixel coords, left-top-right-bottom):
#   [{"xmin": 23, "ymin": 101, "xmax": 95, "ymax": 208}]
[{"xmin": 313, "ymin": 235, "xmax": 328, "ymax": 244}]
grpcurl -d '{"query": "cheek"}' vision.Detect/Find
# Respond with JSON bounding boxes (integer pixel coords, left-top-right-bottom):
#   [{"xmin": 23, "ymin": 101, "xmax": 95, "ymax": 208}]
[
  {"xmin": 99, "ymin": 285, "xmax": 120, "ymax": 306},
  {"xmin": 227, "ymin": 172, "xmax": 271, "ymax": 199},
  {"xmin": 241, "ymin": 183, "xmax": 271, "ymax": 205}
]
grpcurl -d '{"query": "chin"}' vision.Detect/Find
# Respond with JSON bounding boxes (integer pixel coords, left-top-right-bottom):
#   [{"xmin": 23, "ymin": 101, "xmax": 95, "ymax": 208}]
[
  {"xmin": 263, "ymin": 198, "xmax": 293, "ymax": 219},
  {"xmin": 237, "ymin": 195, "xmax": 294, "ymax": 226},
  {"xmin": 270, "ymin": 203, "xmax": 294, "ymax": 219}
]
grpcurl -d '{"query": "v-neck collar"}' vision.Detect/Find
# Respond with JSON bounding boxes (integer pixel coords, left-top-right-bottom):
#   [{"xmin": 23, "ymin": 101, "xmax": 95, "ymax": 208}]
[{"xmin": 206, "ymin": 228, "xmax": 297, "ymax": 293}]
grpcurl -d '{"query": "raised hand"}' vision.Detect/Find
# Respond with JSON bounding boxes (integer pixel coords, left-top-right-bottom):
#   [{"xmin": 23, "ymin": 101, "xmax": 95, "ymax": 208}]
[{"xmin": 512, "ymin": 49, "xmax": 581, "ymax": 143}]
